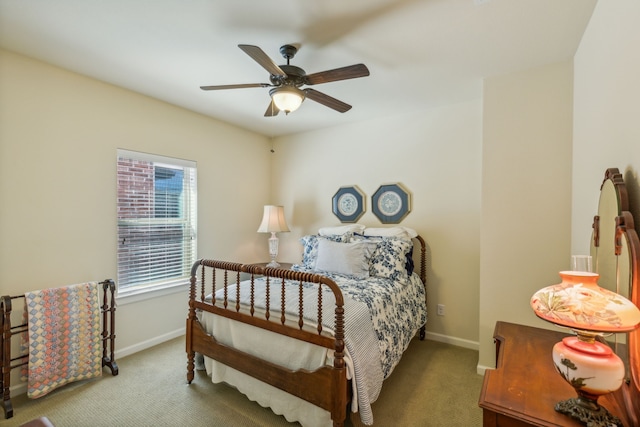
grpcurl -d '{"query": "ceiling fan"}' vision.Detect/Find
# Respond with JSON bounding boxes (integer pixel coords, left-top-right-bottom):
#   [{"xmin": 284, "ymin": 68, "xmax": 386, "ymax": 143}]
[{"xmin": 200, "ymin": 44, "xmax": 370, "ymax": 116}]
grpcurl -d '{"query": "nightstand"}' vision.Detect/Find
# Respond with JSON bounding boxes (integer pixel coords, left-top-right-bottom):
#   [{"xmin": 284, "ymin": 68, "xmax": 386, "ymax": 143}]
[{"xmin": 250, "ymin": 262, "xmax": 293, "ymax": 270}]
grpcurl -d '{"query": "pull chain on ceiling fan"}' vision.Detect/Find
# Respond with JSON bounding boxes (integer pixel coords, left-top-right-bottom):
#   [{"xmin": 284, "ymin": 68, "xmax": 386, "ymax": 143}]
[{"xmin": 200, "ymin": 44, "xmax": 370, "ymax": 116}]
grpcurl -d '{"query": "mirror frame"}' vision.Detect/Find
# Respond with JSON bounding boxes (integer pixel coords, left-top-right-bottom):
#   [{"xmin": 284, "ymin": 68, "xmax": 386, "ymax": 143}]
[{"xmin": 591, "ymin": 167, "xmax": 640, "ymax": 422}]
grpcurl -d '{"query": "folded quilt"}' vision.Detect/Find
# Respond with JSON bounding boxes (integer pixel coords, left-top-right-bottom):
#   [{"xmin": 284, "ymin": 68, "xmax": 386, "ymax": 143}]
[{"xmin": 24, "ymin": 282, "xmax": 103, "ymax": 398}]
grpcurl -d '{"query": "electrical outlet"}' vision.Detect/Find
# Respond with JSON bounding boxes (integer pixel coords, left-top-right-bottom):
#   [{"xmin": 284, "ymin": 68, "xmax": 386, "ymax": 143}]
[{"xmin": 437, "ymin": 304, "xmax": 445, "ymax": 316}]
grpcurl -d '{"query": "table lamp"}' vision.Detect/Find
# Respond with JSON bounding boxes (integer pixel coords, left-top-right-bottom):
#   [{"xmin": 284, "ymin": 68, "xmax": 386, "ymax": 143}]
[
  {"xmin": 257, "ymin": 205, "xmax": 290, "ymax": 267},
  {"xmin": 530, "ymin": 270, "xmax": 640, "ymax": 426}
]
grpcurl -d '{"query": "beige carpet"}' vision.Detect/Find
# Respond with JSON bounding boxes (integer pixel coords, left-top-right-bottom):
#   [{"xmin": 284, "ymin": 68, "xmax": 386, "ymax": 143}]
[{"xmin": 3, "ymin": 336, "xmax": 483, "ymax": 427}]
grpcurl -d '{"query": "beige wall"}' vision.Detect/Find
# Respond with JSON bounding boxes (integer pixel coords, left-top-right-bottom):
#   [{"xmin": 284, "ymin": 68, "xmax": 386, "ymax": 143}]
[
  {"xmin": 477, "ymin": 0, "xmax": 640, "ymax": 372},
  {"xmin": 478, "ymin": 61, "xmax": 574, "ymax": 371},
  {"xmin": 272, "ymin": 101, "xmax": 483, "ymax": 348},
  {"xmin": 3, "ymin": 0, "xmax": 638, "ymax": 389},
  {"xmin": 0, "ymin": 48, "xmax": 485, "ymax": 368},
  {"xmin": 0, "ymin": 50, "xmax": 271, "ymax": 356},
  {"xmin": 572, "ymin": 0, "xmax": 640, "ymax": 253}
]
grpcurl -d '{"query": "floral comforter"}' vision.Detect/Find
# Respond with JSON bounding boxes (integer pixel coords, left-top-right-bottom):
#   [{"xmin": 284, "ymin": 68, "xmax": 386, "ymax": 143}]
[{"xmin": 292, "ymin": 266, "xmax": 428, "ymax": 379}]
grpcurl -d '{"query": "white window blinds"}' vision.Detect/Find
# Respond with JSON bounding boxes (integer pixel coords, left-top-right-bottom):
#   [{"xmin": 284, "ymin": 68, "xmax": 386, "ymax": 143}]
[{"xmin": 116, "ymin": 149, "xmax": 197, "ymax": 294}]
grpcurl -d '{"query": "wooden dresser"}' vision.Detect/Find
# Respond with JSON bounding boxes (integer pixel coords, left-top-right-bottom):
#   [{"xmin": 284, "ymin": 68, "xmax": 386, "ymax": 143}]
[{"xmin": 478, "ymin": 321, "xmax": 631, "ymax": 427}]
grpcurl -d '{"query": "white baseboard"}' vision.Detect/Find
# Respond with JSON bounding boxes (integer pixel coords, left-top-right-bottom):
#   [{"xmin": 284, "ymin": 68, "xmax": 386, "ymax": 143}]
[
  {"xmin": 115, "ymin": 327, "xmax": 185, "ymax": 359},
  {"xmin": 9, "ymin": 382, "xmax": 27, "ymax": 398},
  {"xmin": 424, "ymin": 331, "xmax": 486, "ymax": 376},
  {"xmin": 9, "ymin": 328, "xmax": 186, "ymax": 398},
  {"xmin": 10, "ymin": 329, "xmax": 476, "ymax": 396},
  {"xmin": 476, "ymin": 364, "xmax": 493, "ymax": 376},
  {"xmin": 424, "ymin": 331, "xmax": 479, "ymax": 351}
]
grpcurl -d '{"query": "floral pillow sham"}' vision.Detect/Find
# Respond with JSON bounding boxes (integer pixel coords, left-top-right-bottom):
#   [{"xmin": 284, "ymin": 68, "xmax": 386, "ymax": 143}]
[{"xmin": 297, "ymin": 232, "xmax": 414, "ymax": 284}]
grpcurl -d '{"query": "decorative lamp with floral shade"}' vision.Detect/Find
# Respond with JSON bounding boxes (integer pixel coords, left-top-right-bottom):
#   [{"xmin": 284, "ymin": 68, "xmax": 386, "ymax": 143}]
[{"xmin": 530, "ymin": 270, "xmax": 640, "ymax": 427}]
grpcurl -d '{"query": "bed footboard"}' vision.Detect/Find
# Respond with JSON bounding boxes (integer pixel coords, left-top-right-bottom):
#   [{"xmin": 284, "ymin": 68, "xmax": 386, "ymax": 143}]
[
  {"xmin": 1, "ymin": 279, "xmax": 118, "ymax": 419},
  {"xmin": 186, "ymin": 260, "xmax": 349, "ymax": 427}
]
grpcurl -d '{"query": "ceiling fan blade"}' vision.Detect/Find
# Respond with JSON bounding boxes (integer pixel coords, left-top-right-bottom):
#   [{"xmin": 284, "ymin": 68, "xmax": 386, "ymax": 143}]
[
  {"xmin": 304, "ymin": 89, "xmax": 352, "ymax": 113},
  {"xmin": 200, "ymin": 83, "xmax": 270, "ymax": 90},
  {"xmin": 304, "ymin": 64, "xmax": 370, "ymax": 85},
  {"xmin": 264, "ymin": 100, "xmax": 280, "ymax": 117},
  {"xmin": 238, "ymin": 44, "xmax": 287, "ymax": 77}
]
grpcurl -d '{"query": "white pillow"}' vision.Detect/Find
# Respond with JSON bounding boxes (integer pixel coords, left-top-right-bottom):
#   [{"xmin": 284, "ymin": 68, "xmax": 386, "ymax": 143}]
[
  {"xmin": 299, "ymin": 233, "xmax": 351, "ymax": 269},
  {"xmin": 363, "ymin": 227, "xmax": 417, "ymax": 239},
  {"xmin": 400, "ymin": 227, "xmax": 418, "ymax": 238},
  {"xmin": 318, "ymin": 224, "xmax": 365, "ymax": 236},
  {"xmin": 314, "ymin": 239, "xmax": 377, "ymax": 278}
]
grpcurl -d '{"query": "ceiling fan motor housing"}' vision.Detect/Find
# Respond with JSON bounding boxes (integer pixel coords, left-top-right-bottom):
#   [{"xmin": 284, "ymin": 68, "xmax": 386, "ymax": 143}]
[{"xmin": 270, "ymin": 65, "xmax": 306, "ymax": 87}]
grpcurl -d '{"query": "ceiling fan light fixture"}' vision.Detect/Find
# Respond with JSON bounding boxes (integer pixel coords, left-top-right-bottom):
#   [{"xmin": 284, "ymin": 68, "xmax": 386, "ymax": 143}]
[
  {"xmin": 201, "ymin": 44, "xmax": 369, "ymax": 116},
  {"xmin": 270, "ymin": 86, "xmax": 305, "ymax": 114}
]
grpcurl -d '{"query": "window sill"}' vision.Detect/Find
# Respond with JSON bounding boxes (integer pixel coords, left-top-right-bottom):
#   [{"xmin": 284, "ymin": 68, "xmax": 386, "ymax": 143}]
[{"xmin": 116, "ymin": 281, "xmax": 189, "ymax": 306}]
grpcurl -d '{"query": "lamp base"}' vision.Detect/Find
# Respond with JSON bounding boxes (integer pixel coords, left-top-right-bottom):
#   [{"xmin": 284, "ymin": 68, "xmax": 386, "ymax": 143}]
[
  {"xmin": 265, "ymin": 232, "xmax": 281, "ymax": 269},
  {"xmin": 555, "ymin": 397, "xmax": 623, "ymax": 427}
]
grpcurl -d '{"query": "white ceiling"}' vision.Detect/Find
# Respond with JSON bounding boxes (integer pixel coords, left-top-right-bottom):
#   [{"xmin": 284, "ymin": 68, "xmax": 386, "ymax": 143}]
[{"xmin": 0, "ymin": 0, "xmax": 597, "ymax": 137}]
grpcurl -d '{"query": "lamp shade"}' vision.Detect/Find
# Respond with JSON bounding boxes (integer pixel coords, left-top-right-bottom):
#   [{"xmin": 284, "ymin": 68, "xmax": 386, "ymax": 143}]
[
  {"xmin": 257, "ymin": 205, "xmax": 290, "ymax": 233},
  {"xmin": 530, "ymin": 271, "xmax": 640, "ymax": 333},
  {"xmin": 530, "ymin": 270, "xmax": 640, "ymax": 426},
  {"xmin": 270, "ymin": 87, "xmax": 304, "ymax": 113}
]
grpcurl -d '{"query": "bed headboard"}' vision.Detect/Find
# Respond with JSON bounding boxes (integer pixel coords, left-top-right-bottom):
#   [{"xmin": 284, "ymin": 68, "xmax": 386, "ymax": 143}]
[{"xmin": 590, "ymin": 167, "xmax": 640, "ymax": 421}]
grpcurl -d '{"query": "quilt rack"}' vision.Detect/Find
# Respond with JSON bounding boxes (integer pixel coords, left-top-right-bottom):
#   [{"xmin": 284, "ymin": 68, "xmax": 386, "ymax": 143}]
[{"xmin": 1, "ymin": 279, "xmax": 119, "ymax": 419}]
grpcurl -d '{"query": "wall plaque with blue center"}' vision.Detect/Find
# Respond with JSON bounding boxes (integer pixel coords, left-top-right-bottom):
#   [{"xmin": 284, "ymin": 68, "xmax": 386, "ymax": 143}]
[
  {"xmin": 372, "ymin": 183, "xmax": 411, "ymax": 224},
  {"xmin": 332, "ymin": 186, "xmax": 365, "ymax": 223}
]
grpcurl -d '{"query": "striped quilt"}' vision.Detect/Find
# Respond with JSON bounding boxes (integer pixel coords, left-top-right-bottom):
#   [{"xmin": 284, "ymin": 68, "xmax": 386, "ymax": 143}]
[{"xmin": 24, "ymin": 282, "xmax": 103, "ymax": 398}]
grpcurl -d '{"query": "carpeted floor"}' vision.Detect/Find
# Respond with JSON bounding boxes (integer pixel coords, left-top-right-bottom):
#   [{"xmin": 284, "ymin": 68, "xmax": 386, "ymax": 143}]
[{"xmin": 2, "ymin": 336, "xmax": 483, "ymax": 427}]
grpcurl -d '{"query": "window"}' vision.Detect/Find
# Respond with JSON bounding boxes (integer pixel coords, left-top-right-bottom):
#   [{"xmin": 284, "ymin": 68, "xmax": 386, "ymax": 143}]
[{"xmin": 116, "ymin": 149, "xmax": 197, "ymax": 296}]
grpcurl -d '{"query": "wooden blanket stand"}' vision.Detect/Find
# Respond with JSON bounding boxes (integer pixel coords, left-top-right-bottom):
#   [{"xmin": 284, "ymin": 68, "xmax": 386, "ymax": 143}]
[{"xmin": 1, "ymin": 279, "xmax": 119, "ymax": 419}]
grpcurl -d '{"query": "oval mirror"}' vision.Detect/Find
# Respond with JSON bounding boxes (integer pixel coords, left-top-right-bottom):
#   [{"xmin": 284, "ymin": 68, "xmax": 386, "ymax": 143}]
[{"xmin": 590, "ymin": 167, "xmax": 639, "ymax": 422}]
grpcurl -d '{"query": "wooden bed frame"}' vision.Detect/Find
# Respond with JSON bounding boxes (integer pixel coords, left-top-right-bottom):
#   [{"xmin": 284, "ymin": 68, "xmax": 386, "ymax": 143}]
[
  {"xmin": 186, "ymin": 235, "xmax": 427, "ymax": 427},
  {"xmin": 1, "ymin": 279, "xmax": 118, "ymax": 419}
]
